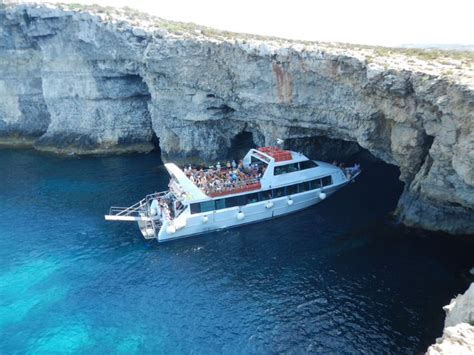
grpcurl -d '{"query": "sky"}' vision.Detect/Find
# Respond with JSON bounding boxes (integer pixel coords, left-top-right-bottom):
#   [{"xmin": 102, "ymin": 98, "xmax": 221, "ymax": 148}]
[{"xmin": 20, "ymin": 0, "xmax": 474, "ymax": 46}]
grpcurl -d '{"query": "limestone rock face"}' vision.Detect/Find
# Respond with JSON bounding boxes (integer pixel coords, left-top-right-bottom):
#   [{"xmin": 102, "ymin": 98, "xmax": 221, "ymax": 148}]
[
  {"xmin": 427, "ymin": 283, "xmax": 474, "ymax": 354},
  {"xmin": 426, "ymin": 323, "xmax": 474, "ymax": 355},
  {"xmin": 0, "ymin": 8, "xmax": 50, "ymax": 145},
  {"xmin": 0, "ymin": 4, "xmax": 473, "ymax": 234},
  {"xmin": 443, "ymin": 283, "xmax": 474, "ymax": 328},
  {"xmin": 1, "ymin": 5, "xmax": 153, "ymax": 153}
]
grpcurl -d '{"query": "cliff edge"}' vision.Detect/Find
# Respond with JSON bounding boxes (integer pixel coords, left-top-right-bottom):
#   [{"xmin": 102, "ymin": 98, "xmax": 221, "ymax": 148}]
[{"xmin": 0, "ymin": 3, "xmax": 473, "ymax": 234}]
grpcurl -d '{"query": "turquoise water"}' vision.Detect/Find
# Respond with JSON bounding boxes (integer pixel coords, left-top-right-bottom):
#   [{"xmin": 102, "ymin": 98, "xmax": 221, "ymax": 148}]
[{"xmin": 0, "ymin": 149, "xmax": 472, "ymax": 353}]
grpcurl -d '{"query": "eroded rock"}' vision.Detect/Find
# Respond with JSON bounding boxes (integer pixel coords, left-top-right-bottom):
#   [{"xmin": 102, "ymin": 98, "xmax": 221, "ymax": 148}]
[{"xmin": 0, "ymin": 4, "xmax": 473, "ymax": 234}]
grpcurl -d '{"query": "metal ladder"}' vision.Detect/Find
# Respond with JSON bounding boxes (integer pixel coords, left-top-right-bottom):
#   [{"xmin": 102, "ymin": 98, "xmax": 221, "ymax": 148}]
[{"xmin": 105, "ymin": 191, "xmax": 168, "ymax": 239}]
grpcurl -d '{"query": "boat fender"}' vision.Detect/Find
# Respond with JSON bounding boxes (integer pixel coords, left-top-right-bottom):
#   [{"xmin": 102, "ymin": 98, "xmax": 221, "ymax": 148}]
[
  {"xmin": 174, "ymin": 218, "xmax": 187, "ymax": 230},
  {"xmin": 166, "ymin": 225, "xmax": 176, "ymax": 234},
  {"xmin": 237, "ymin": 211, "xmax": 245, "ymax": 220},
  {"xmin": 150, "ymin": 199, "xmax": 159, "ymax": 216},
  {"xmin": 287, "ymin": 198, "xmax": 294, "ymax": 206},
  {"xmin": 265, "ymin": 201, "xmax": 274, "ymax": 209},
  {"xmin": 319, "ymin": 192, "xmax": 327, "ymax": 200},
  {"xmin": 202, "ymin": 215, "xmax": 209, "ymax": 223}
]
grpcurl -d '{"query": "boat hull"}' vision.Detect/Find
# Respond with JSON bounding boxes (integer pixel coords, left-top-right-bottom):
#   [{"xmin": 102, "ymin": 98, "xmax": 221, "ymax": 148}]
[{"xmin": 154, "ymin": 182, "xmax": 347, "ymax": 242}]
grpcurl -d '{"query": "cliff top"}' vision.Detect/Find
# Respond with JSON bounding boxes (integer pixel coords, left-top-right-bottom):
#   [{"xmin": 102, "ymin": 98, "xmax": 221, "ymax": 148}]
[{"xmin": 3, "ymin": 2, "xmax": 474, "ymax": 87}]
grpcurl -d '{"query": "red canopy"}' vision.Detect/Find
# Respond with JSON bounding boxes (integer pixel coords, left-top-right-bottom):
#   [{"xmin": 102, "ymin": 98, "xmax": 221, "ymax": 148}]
[{"xmin": 258, "ymin": 147, "xmax": 292, "ymax": 162}]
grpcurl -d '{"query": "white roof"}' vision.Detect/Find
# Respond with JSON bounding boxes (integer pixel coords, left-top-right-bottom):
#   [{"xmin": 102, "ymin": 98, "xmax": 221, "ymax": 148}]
[{"xmin": 165, "ymin": 163, "xmax": 208, "ymax": 202}]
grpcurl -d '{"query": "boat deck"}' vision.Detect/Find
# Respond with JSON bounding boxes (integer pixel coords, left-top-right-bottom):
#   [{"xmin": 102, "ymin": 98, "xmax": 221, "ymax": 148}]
[
  {"xmin": 182, "ymin": 165, "xmax": 265, "ymax": 199},
  {"xmin": 207, "ymin": 180, "xmax": 262, "ymax": 197}
]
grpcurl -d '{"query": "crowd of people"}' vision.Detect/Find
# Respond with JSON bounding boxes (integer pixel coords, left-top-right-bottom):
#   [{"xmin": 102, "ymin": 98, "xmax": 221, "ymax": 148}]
[
  {"xmin": 150, "ymin": 192, "xmax": 175, "ymax": 221},
  {"xmin": 183, "ymin": 160, "xmax": 266, "ymax": 196}
]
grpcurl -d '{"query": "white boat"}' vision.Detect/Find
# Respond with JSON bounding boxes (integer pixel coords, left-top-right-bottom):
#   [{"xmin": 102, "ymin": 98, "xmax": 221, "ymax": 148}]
[{"xmin": 105, "ymin": 147, "xmax": 361, "ymax": 242}]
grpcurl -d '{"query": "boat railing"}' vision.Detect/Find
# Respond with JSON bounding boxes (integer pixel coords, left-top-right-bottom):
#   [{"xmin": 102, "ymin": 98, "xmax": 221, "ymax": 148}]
[
  {"xmin": 108, "ymin": 199, "xmax": 147, "ymax": 218},
  {"xmin": 184, "ymin": 165, "xmax": 263, "ymax": 193},
  {"xmin": 107, "ymin": 191, "xmax": 168, "ymax": 219},
  {"xmin": 207, "ymin": 178, "xmax": 262, "ymax": 197},
  {"xmin": 144, "ymin": 191, "xmax": 169, "ymax": 206},
  {"xmin": 145, "ymin": 191, "xmax": 175, "ymax": 222}
]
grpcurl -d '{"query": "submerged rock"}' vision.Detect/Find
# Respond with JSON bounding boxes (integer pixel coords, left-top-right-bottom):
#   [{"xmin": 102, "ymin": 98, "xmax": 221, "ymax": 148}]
[{"xmin": 0, "ymin": 3, "xmax": 473, "ymax": 234}]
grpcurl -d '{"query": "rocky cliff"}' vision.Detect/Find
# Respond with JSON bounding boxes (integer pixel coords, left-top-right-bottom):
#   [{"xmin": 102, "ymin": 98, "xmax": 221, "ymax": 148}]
[
  {"xmin": 1, "ymin": 4, "xmax": 473, "ymax": 234},
  {"xmin": 427, "ymin": 283, "xmax": 474, "ymax": 354}
]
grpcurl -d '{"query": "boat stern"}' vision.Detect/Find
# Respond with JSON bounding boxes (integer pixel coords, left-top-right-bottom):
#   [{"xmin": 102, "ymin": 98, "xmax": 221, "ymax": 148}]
[{"xmin": 104, "ymin": 192, "xmax": 169, "ymax": 240}]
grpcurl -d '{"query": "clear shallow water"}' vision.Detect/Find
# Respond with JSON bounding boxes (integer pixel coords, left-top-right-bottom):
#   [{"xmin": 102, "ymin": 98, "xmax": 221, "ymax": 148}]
[{"xmin": 0, "ymin": 149, "xmax": 472, "ymax": 354}]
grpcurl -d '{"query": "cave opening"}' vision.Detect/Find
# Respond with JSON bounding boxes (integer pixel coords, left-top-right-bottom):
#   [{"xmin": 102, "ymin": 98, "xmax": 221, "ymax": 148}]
[
  {"xmin": 91, "ymin": 71, "xmax": 155, "ymax": 154},
  {"xmin": 284, "ymin": 136, "xmax": 405, "ymax": 216},
  {"xmin": 150, "ymin": 131, "xmax": 161, "ymax": 155},
  {"xmin": 284, "ymin": 136, "xmax": 364, "ymax": 163},
  {"xmin": 125, "ymin": 72, "xmax": 157, "ymax": 155},
  {"xmin": 228, "ymin": 131, "xmax": 256, "ymax": 160}
]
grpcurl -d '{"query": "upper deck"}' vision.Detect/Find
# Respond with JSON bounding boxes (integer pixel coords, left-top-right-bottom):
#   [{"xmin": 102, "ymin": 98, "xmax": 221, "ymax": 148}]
[{"xmin": 166, "ymin": 147, "xmax": 345, "ymax": 203}]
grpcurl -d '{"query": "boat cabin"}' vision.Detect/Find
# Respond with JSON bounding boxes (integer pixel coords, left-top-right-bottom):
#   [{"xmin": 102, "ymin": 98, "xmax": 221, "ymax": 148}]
[{"xmin": 164, "ymin": 147, "xmax": 344, "ymax": 219}]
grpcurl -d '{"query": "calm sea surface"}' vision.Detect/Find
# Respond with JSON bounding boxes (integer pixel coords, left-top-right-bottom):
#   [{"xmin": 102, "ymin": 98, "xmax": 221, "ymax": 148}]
[{"xmin": 0, "ymin": 149, "xmax": 472, "ymax": 354}]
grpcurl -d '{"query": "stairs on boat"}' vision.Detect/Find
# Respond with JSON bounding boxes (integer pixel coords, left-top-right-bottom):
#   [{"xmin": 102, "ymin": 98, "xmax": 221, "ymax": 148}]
[{"xmin": 105, "ymin": 191, "xmax": 168, "ymax": 239}]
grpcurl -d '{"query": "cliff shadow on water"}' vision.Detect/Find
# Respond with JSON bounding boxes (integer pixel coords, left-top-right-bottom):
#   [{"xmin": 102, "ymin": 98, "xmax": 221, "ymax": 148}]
[{"xmin": 282, "ymin": 135, "xmax": 405, "ymax": 217}]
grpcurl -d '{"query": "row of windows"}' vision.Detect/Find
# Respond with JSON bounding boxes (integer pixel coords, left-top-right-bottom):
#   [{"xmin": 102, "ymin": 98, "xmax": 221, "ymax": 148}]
[
  {"xmin": 274, "ymin": 160, "xmax": 318, "ymax": 175},
  {"xmin": 190, "ymin": 175, "xmax": 333, "ymax": 214}
]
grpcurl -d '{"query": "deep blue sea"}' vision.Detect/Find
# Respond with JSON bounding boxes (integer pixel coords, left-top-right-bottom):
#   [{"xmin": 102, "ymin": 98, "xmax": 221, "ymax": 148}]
[{"xmin": 0, "ymin": 149, "xmax": 472, "ymax": 354}]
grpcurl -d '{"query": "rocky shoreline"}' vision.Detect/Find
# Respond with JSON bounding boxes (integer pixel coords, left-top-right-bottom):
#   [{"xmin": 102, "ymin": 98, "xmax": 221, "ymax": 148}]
[
  {"xmin": 427, "ymin": 283, "xmax": 474, "ymax": 354},
  {"xmin": 0, "ymin": 3, "xmax": 473, "ymax": 234}
]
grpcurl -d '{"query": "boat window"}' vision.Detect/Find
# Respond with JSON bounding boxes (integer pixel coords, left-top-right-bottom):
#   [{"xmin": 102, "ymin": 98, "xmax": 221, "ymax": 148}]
[
  {"xmin": 252, "ymin": 153, "xmax": 270, "ymax": 164},
  {"xmin": 287, "ymin": 163, "xmax": 299, "ymax": 172},
  {"xmin": 274, "ymin": 163, "xmax": 299, "ymax": 175},
  {"xmin": 200, "ymin": 200, "xmax": 215, "ymax": 213},
  {"xmin": 309, "ymin": 179, "xmax": 321, "ymax": 190},
  {"xmin": 190, "ymin": 203, "xmax": 201, "ymax": 214},
  {"xmin": 251, "ymin": 156, "xmax": 269, "ymax": 166},
  {"xmin": 259, "ymin": 191, "xmax": 273, "ymax": 201},
  {"xmin": 272, "ymin": 187, "xmax": 286, "ymax": 197},
  {"xmin": 226, "ymin": 195, "xmax": 246, "ymax": 207},
  {"xmin": 321, "ymin": 175, "xmax": 333, "ymax": 187},
  {"xmin": 298, "ymin": 182, "xmax": 310, "ymax": 192},
  {"xmin": 245, "ymin": 193, "xmax": 259, "ymax": 204},
  {"xmin": 215, "ymin": 199, "xmax": 226, "ymax": 210},
  {"xmin": 287, "ymin": 184, "xmax": 298, "ymax": 195},
  {"xmin": 299, "ymin": 160, "xmax": 318, "ymax": 170}
]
